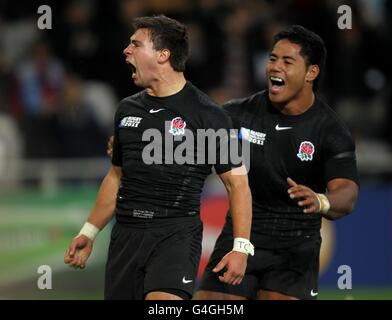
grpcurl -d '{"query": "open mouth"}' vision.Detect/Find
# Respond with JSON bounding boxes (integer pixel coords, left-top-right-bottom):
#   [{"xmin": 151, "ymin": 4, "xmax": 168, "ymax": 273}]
[
  {"xmin": 126, "ymin": 60, "xmax": 137, "ymax": 77},
  {"xmin": 269, "ymin": 76, "xmax": 285, "ymax": 94},
  {"xmin": 270, "ymin": 76, "xmax": 285, "ymax": 86}
]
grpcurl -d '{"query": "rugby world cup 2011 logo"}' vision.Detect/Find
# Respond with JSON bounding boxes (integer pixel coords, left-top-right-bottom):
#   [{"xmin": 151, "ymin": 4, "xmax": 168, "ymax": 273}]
[
  {"xmin": 297, "ymin": 141, "xmax": 315, "ymax": 161},
  {"xmin": 169, "ymin": 117, "xmax": 186, "ymax": 136}
]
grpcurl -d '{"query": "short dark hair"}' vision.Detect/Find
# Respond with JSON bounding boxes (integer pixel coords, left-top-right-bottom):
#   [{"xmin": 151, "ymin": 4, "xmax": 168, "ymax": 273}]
[
  {"xmin": 272, "ymin": 25, "xmax": 327, "ymax": 90},
  {"xmin": 132, "ymin": 15, "xmax": 189, "ymax": 72}
]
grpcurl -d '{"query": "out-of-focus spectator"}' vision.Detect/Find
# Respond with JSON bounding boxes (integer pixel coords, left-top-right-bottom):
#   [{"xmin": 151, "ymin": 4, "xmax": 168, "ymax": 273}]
[
  {"xmin": 0, "ymin": 14, "xmax": 39, "ymax": 70},
  {"xmin": 184, "ymin": 0, "xmax": 227, "ymax": 92},
  {"xmin": 56, "ymin": 74, "xmax": 107, "ymax": 158},
  {"xmin": 0, "ymin": 49, "xmax": 11, "ymax": 114},
  {"xmin": 82, "ymin": 81, "xmax": 117, "ymax": 135},
  {"xmin": 0, "ymin": 0, "xmax": 390, "ymax": 167},
  {"xmin": 221, "ymin": 6, "xmax": 254, "ymax": 98},
  {"xmin": 0, "ymin": 113, "xmax": 23, "ymax": 188},
  {"xmin": 0, "ymin": 36, "xmax": 23, "ymax": 187},
  {"xmin": 50, "ymin": 0, "xmax": 102, "ymax": 80},
  {"xmin": 12, "ymin": 40, "xmax": 64, "ymax": 158},
  {"xmin": 14, "ymin": 41, "xmax": 64, "ymax": 116}
]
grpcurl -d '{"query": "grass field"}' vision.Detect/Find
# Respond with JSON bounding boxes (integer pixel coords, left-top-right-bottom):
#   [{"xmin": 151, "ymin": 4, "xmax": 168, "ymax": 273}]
[
  {"xmin": 1, "ymin": 187, "xmax": 391, "ymax": 300},
  {"xmin": 318, "ymin": 287, "xmax": 392, "ymax": 300}
]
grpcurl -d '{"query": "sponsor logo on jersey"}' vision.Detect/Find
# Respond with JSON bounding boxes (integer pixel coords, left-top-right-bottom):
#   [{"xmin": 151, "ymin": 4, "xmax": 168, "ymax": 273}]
[
  {"xmin": 182, "ymin": 277, "xmax": 193, "ymax": 284},
  {"xmin": 275, "ymin": 124, "xmax": 293, "ymax": 131},
  {"xmin": 239, "ymin": 127, "xmax": 266, "ymax": 145},
  {"xmin": 169, "ymin": 117, "xmax": 186, "ymax": 135},
  {"xmin": 149, "ymin": 108, "xmax": 164, "ymax": 113},
  {"xmin": 310, "ymin": 289, "xmax": 318, "ymax": 297},
  {"xmin": 119, "ymin": 116, "xmax": 142, "ymax": 128},
  {"xmin": 297, "ymin": 141, "xmax": 315, "ymax": 161}
]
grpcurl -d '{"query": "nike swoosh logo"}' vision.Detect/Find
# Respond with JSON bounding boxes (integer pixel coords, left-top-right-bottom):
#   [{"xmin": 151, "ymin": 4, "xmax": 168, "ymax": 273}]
[
  {"xmin": 182, "ymin": 277, "xmax": 193, "ymax": 284},
  {"xmin": 149, "ymin": 108, "xmax": 164, "ymax": 113},
  {"xmin": 275, "ymin": 124, "xmax": 293, "ymax": 131},
  {"xmin": 310, "ymin": 290, "xmax": 318, "ymax": 297}
]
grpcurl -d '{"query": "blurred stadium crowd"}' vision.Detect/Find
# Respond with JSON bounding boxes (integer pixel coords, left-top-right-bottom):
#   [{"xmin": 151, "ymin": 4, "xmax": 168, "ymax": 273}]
[{"xmin": 0, "ymin": 0, "xmax": 391, "ymax": 179}]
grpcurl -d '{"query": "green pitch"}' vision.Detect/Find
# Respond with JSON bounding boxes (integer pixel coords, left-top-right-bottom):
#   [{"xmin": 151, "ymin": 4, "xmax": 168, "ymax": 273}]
[{"xmin": 1, "ymin": 188, "xmax": 391, "ymax": 300}]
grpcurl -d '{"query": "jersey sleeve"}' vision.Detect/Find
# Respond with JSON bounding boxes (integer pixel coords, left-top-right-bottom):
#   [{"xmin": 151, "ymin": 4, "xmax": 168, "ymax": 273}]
[
  {"xmin": 111, "ymin": 107, "xmax": 123, "ymax": 167},
  {"xmin": 210, "ymin": 108, "xmax": 243, "ymax": 174},
  {"xmin": 322, "ymin": 122, "xmax": 359, "ymax": 186},
  {"xmin": 223, "ymin": 100, "xmax": 242, "ymax": 130}
]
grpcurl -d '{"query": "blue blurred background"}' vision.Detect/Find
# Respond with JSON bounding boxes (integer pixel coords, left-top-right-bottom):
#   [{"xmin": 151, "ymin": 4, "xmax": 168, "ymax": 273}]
[{"xmin": 0, "ymin": 0, "xmax": 391, "ymax": 299}]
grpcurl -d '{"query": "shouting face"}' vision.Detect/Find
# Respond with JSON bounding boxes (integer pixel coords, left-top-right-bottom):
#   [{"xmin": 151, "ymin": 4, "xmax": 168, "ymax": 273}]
[
  {"xmin": 123, "ymin": 28, "xmax": 160, "ymax": 88},
  {"xmin": 266, "ymin": 39, "xmax": 318, "ymax": 107}
]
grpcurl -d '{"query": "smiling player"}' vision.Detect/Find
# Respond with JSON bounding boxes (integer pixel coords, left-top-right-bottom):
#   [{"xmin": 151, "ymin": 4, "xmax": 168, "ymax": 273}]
[{"xmin": 196, "ymin": 25, "xmax": 359, "ymax": 300}]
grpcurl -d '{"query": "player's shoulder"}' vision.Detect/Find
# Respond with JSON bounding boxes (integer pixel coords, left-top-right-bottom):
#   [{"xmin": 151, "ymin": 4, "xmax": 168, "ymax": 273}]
[
  {"xmin": 115, "ymin": 91, "xmax": 145, "ymax": 117},
  {"xmin": 223, "ymin": 90, "xmax": 267, "ymax": 114},
  {"xmin": 118, "ymin": 91, "xmax": 144, "ymax": 108},
  {"xmin": 315, "ymin": 95, "xmax": 356, "ymax": 149},
  {"xmin": 187, "ymin": 82, "xmax": 219, "ymax": 108},
  {"xmin": 316, "ymin": 94, "xmax": 351, "ymax": 131},
  {"xmin": 187, "ymin": 82, "xmax": 228, "ymax": 118}
]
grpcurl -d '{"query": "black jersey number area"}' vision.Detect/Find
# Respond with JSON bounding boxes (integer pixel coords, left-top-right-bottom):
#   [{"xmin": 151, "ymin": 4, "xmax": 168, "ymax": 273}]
[
  {"xmin": 111, "ymin": 82, "xmax": 241, "ymax": 220},
  {"xmin": 224, "ymin": 91, "xmax": 359, "ymax": 237}
]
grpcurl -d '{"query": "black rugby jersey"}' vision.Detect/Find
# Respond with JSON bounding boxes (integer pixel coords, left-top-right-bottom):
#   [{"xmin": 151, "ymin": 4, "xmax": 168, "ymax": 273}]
[
  {"xmin": 224, "ymin": 90, "xmax": 359, "ymax": 237},
  {"xmin": 112, "ymin": 82, "xmax": 240, "ymax": 220}
]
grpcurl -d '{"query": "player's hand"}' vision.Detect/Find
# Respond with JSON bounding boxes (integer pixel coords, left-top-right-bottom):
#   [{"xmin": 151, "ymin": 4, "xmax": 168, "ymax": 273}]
[
  {"xmin": 287, "ymin": 177, "xmax": 320, "ymax": 214},
  {"xmin": 107, "ymin": 135, "xmax": 114, "ymax": 158},
  {"xmin": 212, "ymin": 251, "xmax": 247, "ymax": 285},
  {"xmin": 64, "ymin": 235, "xmax": 93, "ymax": 269}
]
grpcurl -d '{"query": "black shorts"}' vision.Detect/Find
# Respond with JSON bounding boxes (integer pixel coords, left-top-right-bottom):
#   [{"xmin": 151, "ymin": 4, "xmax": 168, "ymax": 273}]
[
  {"xmin": 104, "ymin": 216, "xmax": 203, "ymax": 300},
  {"xmin": 198, "ymin": 218, "xmax": 321, "ymax": 300}
]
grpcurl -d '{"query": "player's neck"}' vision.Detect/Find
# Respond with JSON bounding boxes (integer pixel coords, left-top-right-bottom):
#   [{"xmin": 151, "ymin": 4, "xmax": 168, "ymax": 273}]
[
  {"xmin": 146, "ymin": 72, "xmax": 187, "ymax": 97},
  {"xmin": 277, "ymin": 90, "xmax": 315, "ymax": 116}
]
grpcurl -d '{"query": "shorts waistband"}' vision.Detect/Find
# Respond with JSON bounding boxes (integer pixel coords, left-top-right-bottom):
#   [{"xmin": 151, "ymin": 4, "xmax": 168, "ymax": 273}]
[{"xmin": 115, "ymin": 214, "xmax": 201, "ymax": 228}]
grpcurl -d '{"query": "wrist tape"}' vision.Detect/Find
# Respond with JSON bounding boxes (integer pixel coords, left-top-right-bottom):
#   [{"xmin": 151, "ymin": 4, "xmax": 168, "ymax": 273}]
[
  {"xmin": 316, "ymin": 193, "xmax": 330, "ymax": 215},
  {"xmin": 78, "ymin": 222, "xmax": 100, "ymax": 241},
  {"xmin": 233, "ymin": 237, "xmax": 254, "ymax": 256}
]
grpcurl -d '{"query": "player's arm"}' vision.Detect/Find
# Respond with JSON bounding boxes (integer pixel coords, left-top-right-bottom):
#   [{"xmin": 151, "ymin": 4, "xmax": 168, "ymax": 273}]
[
  {"xmin": 287, "ymin": 177, "xmax": 358, "ymax": 220},
  {"xmin": 319, "ymin": 178, "xmax": 358, "ymax": 220},
  {"xmin": 288, "ymin": 120, "xmax": 359, "ymax": 220},
  {"xmin": 86, "ymin": 165, "xmax": 122, "ymax": 228},
  {"xmin": 213, "ymin": 166, "xmax": 253, "ymax": 285},
  {"xmin": 64, "ymin": 165, "xmax": 122, "ymax": 269}
]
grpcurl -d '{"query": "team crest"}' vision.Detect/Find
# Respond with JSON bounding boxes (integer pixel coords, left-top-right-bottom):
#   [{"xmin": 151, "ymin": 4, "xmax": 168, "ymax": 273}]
[
  {"xmin": 297, "ymin": 141, "xmax": 315, "ymax": 161},
  {"xmin": 169, "ymin": 117, "xmax": 186, "ymax": 135}
]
